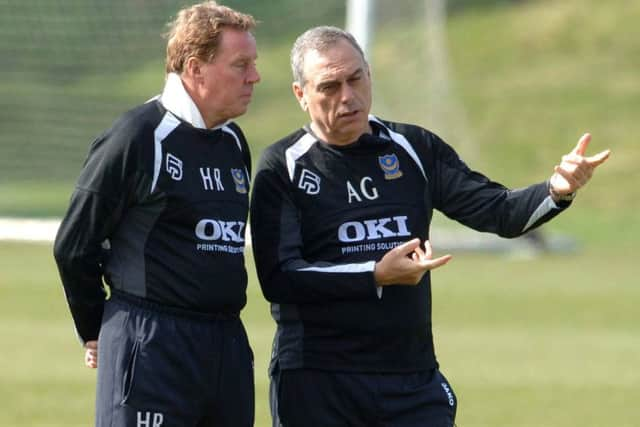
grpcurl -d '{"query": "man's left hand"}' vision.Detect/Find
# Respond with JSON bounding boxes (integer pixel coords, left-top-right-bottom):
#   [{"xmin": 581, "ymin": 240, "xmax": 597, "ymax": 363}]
[{"xmin": 549, "ymin": 133, "xmax": 610, "ymax": 201}]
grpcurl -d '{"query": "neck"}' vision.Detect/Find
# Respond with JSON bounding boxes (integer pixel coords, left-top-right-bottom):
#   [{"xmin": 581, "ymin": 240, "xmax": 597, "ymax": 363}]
[
  {"xmin": 311, "ymin": 122, "xmax": 372, "ymax": 146},
  {"xmin": 203, "ymin": 115, "xmax": 227, "ymax": 129},
  {"xmin": 180, "ymin": 75, "xmax": 226, "ymax": 129}
]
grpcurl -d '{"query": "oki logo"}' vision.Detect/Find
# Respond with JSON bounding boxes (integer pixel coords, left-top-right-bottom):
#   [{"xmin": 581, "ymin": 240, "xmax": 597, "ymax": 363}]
[
  {"xmin": 338, "ymin": 216, "xmax": 411, "ymax": 243},
  {"xmin": 195, "ymin": 219, "xmax": 245, "ymax": 243}
]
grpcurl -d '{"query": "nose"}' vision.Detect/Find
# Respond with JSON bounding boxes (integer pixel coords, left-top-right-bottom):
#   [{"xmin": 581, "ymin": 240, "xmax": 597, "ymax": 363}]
[
  {"xmin": 247, "ymin": 64, "xmax": 260, "ymax": 84},
  {"xmin": 340, "ymin": 83, "xmax": 354, "ymax": 103}
]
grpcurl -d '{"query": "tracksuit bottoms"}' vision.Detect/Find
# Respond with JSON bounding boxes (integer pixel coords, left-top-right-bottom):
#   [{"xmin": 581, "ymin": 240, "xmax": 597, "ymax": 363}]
[{"xmin": 95, "ymin": 291, "xmax": 254, "ymax": 427}]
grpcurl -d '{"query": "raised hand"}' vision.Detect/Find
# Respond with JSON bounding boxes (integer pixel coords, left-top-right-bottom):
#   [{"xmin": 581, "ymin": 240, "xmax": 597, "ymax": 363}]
[{"xmin": 549, "ymin": 133, "xmax": 610, "ymax": 199}]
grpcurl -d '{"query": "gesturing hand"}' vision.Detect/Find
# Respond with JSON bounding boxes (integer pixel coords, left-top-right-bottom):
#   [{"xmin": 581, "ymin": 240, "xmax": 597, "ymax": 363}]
[
  {"xmin": 549, "ymin": 133, "xmax": 610, "ymax": 199},
  {"xmin": 374, "ymin": 238, "xmax": 452, "ymax": 286}
]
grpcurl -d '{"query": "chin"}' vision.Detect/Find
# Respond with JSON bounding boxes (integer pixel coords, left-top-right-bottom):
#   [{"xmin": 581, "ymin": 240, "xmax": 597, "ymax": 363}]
[
  {"xmin": 230, "ymin": 107, "xmax": 249, "ymax": 120},
  {"xmin": 342, "ymin": 116, "xmax": 368, "ymax": 132}
]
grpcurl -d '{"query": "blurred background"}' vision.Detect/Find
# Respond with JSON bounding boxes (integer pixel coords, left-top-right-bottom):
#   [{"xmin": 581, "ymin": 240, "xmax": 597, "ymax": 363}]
[{"xmin": 0, "ymin": 0, "xmax": 638, "ymax": 426}]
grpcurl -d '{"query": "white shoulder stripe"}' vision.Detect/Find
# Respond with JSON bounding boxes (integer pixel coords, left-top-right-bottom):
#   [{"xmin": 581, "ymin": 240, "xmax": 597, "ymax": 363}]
[
  {"xmin": 369, "ymin": 115, "xmax": 427, "ymax": 181},
  {"xmin": 222, "ymin": 125, "xmax": 251, "ymax": 185},
  {"xmin": 285, "ymin": 133, "xmax": 317, "ymax": 181},
  {"xmin": 522, "ymin": 196, "xmax": 558, "ymax": 233},
  {"xmin": 298, "ymin": 260, "xmax": 376, "ymax": 274},
  {"xmin": 222, "ymin": 125, "xmax": 243, "ymax": 151},
  {"xmin": 151, "ymin": 112, "xmax": 181, "ymax": 194}
]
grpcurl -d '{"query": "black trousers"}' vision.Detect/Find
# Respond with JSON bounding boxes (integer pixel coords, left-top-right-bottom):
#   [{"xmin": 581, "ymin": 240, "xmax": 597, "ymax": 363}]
[
  {"xmin": 271, "ymin": 366, "xmax": 456, "ymax": 427},
  {"xmin": 95, "ymin": 292, "xmax": 254, "ymax": 427}
]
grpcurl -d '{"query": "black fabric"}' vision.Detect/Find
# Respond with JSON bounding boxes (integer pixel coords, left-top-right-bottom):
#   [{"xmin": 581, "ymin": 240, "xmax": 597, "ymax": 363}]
[
  {"xmin": 227, "ymin": 121, "xmax": 253, "ymax": 176},
  {"xmin": 95, "ymin": 294, "xmax": 254, "ymax": 427},
  {"xmin": 271, "ymin": 367, "xmax": 456, "ymax": 427},
  {"xmin": 251, "ymin": 116, "xmax": 569, "ymax": 374},
  {"xmin": 54, "ymin": 100, "xmax": 251, "ymax": 343}
]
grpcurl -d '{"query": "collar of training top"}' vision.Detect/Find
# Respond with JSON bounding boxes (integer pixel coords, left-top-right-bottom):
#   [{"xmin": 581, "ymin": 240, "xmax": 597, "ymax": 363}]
[
  {"xmin": 158, "ymin": 72, "xmax": 230, "ymax": 131},
  {"xmin": 303, "ymin": 116, "xmax": 393, "ymax": 150}
]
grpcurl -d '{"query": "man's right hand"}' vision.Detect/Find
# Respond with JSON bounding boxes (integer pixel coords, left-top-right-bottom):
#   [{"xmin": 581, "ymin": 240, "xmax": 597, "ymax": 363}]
[
  {"xmin": 374, "ymin": 238, "xmax": 452, "ymax": 286},
  {"xmin": 84, "ymin": 340, "xmax": 98, "ymax": 369}
]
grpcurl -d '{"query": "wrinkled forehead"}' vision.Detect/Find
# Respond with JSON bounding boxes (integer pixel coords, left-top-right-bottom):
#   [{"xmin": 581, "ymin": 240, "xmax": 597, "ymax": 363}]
[
  {"xmin": 217, "ymin": 29, "xmax": 257, "ymax": 59},
  {"xmin": 302, "ymin": 40, "xmax": 367, "ymax": 85}
]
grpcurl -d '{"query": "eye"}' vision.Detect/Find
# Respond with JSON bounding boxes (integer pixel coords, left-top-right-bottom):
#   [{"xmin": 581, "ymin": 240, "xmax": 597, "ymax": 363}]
[
  {"xmin": 319, "ymin": 83, "xmax": 338, "ymax": 94},
  {"xmin": 233, "ymin": 60, "xmax": 249, "ymax": 70}
]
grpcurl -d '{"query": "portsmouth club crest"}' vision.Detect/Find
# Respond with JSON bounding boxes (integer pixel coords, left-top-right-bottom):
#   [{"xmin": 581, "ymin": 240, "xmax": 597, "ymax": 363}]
[
  {"xmin": 378, "ymin": 154, "xmax": 403, "ymax": 180},
  {"xmin": 230, "ymin": 168, "xmax": 248, "ymax": 194}
]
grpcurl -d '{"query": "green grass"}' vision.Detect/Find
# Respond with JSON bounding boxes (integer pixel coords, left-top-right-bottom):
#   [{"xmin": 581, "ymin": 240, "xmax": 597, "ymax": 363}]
[
  {"xmin": 2, "ymin": 1, "xmax": 639, "ymax": 425},
  {"xmin": 0, "ymin": 182, "xmax": 74, "ymax": 218},
  {"xmin": 4, "ymin": 0, "xmax": 638, "ymax": 249},
  {"xmin": 434, "ymin": 248, "xmax": 640, "ymax": 426},
  {"xmin": 0, "ymin": 241, "xmax": 274, "ymax": 426},
  {"xmin": 369, "ymin": 0, "xmax": 640, "ymax": 251},
  {"xmin": 1, "ymin": 241, "xmax": 637, "ymax": 426}
]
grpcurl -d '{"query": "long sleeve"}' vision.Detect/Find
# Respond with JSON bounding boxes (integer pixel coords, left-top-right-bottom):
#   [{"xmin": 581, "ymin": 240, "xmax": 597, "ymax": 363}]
[
  {"xmin": 429, "ymin": 135, "xmax": 568, "ymax": 237},
  {"xmin": 250, "ymin": 150, "xmax": 378, "ymax": 305},
  {"xmin": 53, "ymin": 121, "xmax": 139, "ymax": 344}
]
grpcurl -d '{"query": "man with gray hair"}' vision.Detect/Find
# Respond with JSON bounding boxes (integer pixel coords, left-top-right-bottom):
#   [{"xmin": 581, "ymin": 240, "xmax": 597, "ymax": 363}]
[
  {"xmin": 54, "ymin": 2, "xmax": 260, "ymax": 425},
  {"xmin": 250, "ymin": 25, "xmax": 609, "ymax": 426}
]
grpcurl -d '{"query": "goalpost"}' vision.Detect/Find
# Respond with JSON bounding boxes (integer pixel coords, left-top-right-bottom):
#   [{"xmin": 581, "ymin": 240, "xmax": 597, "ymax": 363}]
[
  {"xmin": 345, "ymin": 0, "xmax": 566, "ymax": 254},
  {"xmin": 347, "ymin": 0, "xmax": 475, "ymax": 158}
]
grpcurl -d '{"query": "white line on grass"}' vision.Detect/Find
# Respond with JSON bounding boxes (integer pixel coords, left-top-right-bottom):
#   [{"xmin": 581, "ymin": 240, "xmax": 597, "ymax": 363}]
[{"xmin": 0, "ymin": 217, "xmax": 60, "ymax": 242}]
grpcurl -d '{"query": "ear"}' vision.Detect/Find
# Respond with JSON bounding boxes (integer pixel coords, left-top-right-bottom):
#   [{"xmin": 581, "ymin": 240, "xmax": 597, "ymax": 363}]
[
  {"xmin": 184, "ymin": 56, "xmax": 202, "ymax": 82},
  {"xmin": 292, "ymin": 81, "xmax": 307, "ymax": 111}
]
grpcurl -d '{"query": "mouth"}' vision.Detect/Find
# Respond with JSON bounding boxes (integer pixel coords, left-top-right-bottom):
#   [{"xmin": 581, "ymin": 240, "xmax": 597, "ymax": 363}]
[{"xmin": 337, "ymin": 110, "xmax": 360, "ymax": 119}]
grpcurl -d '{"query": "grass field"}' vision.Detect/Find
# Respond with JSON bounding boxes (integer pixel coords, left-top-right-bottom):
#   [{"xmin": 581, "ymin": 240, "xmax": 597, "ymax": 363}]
[
  {"xmin": 1, "ymin": 0, "xmax": 639, "ymax": 425},
  {"xmin": 1, "ymin": 240, "xmax": 637, "ymax": 426}
]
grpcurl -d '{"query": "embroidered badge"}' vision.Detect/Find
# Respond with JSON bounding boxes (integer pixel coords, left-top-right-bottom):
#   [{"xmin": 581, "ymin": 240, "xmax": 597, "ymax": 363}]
[
  {"xmin": 378, "ymin": 154, "xmax": 403, "ymax": 180},
  {"xmin": 230, "ymin": 168, "xmax": 247, "ymax": 194}
]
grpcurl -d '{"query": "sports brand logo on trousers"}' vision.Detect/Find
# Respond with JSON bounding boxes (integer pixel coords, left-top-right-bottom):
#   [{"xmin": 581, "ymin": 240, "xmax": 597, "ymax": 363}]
[
  {"xmin": 166, "ymin": 153, "xmax": 183, "ymax": 181},
  {"xmin": 231, "ymin": 168, "xmax": 248, "ymax": 194},
  {"xmin": 378, "ymin": 154, "xmax": 403, "ymax": 180},
  {"xmin": 298, "ymin": 168, "xmax": 321, "ymax": 195},
  {"xmin": 137, "ymin": 411, "xmax": 163, "ymax": 427},
  {"xmin": 441, "ymin": 382, "xmax": 455, "ymax": 407}
]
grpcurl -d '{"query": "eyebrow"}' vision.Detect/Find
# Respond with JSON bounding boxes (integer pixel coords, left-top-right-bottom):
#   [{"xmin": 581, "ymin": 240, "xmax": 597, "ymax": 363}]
[
  {"xmin": 231, "ymin": 50, "xmax": 258, "ymax": 61},
  {"xmin": 316, "ymin": 67, "xmax": 364, "ymax": 89},
  {"xmin": 235, "ymin": 54, "xmax": 258, "ymax": 61}
]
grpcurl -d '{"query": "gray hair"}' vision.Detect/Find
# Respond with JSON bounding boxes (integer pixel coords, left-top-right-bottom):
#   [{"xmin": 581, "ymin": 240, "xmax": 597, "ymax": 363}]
[{"xmin": 291, "ymin": 26, "xmax": 367, "ymax": 87}]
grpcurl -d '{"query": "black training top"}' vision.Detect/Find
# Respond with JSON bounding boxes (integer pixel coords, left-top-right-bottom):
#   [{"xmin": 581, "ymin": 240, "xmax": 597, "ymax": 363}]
[
  {"xmin": 54, "ymin": 88, "xmax": 251, "ymax": 344},
  {"xmin": 250, "ymin": 116, "xmax": 569, "ymax": 373}
]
